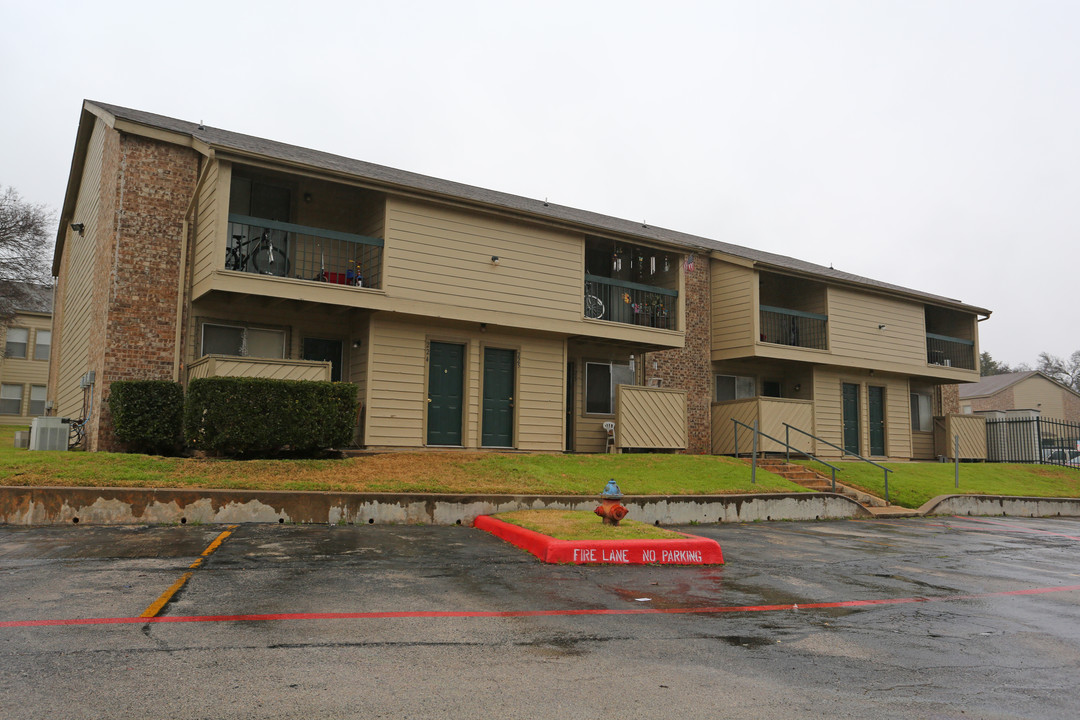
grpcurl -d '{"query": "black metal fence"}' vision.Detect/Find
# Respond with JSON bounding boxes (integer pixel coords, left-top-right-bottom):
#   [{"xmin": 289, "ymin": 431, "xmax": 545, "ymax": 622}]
[{"xmin": 985, "ymin": 416, "xmax": 1080, "ymax": 468}]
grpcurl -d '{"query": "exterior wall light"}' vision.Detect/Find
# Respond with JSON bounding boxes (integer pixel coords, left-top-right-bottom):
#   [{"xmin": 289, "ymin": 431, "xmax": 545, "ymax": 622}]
[
  {"xmin": 491, "ymin": 255, "xmax": 500, "ymax": 265},
  {"xmin": 70, "ymin": 223, "xmax": 85, "ymax": 236}
]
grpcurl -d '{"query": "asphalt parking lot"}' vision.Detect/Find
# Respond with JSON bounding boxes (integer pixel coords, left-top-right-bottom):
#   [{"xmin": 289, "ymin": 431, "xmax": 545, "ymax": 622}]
[{"xmin": 2, "ymin": 516, "xmax": 1079, "ymax": 719}]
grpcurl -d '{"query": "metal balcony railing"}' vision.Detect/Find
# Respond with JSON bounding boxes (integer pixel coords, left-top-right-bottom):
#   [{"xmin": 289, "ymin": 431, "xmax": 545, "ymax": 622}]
[
  {"xmin": 926, "ymin": 333, "xmax": 975, "ymax": 370},
  {"xmin": 759, "ymin": 306, "xmax": 828, "ymax": 350},
  {"xmin": 583, "ymin": 274, "xmax": 678, "ymax": 330},
  {"xmin": 226, "ymin": 214, "xmax": 383, "ymax": 289}
]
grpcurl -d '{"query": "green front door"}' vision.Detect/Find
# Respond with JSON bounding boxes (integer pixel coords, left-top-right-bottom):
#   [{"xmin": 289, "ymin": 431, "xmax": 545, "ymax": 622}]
[
  {"xmin": 427, "ymin": 342, "xmax": 464, "ymax": 446},
  {"xmin": 482, "ymin": 348, "xmax": 515, "ymax": 447},
  {"xmin": 868, "ymin": 386, "xmax": 886, "ymax": 456},
  {"xmin": 842, "ymin": 383, "xmax": 860, "ymax": 456}
]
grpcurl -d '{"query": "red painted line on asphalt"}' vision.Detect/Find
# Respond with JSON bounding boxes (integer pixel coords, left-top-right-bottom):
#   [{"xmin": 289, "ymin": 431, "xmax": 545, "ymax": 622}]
[
  {"xmin": 952, "ymin": 516, "xmax": 1080, "ymax": 541},
  {"xmin": 3, "ymin": 584, "xmax": 1079, "ymax": 629}
]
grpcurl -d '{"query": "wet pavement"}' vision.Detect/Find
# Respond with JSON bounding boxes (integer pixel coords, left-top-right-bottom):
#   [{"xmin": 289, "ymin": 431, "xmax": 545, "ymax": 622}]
[{"xmin": 1, "ymin": 516, "xmax": 1079, "ymax": 719}]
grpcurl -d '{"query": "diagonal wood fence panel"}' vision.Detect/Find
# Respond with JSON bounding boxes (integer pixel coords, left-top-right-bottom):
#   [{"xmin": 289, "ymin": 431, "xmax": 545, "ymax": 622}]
[
  {"xmin": 187, "ymin": 355, "xmax": 332, "ymax": 382},
  {"xmin": 615, "ymin": 385, "xmax": 687, "ymax": 450}
]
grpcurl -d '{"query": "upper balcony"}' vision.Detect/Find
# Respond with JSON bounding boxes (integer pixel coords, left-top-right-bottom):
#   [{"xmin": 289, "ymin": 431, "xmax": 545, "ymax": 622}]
[
  {"xmin": 226, "ymin": 214, "xmax": 383, "ymax": 290},
  {"xmin": 757, "ymin": 272, "xmax": 828, "ymax": 350},
  {"xmin": 583, "ymin": 237, "xmax": 680, "ymax": 332},
  {"xmin": 192, "ymin": 163, "xmax": 387, "ymax": 303},
  {"xmin": 925, "ymin": 306, "xmax": 977, "ymax": 371}
]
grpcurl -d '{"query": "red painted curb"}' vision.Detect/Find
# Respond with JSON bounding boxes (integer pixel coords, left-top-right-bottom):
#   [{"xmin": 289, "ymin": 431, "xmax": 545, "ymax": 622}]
[{"xmin": 473, "ymin": 515, "xmax": 723, "ymax": 565}]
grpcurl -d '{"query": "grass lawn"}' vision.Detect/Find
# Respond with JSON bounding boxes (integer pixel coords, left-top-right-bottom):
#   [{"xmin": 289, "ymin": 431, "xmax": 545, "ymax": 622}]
[
  {"xmin": 795, "ymin": 459, "xmax": 1080, "ymax": 509},
  {"xmin": 0, "ymin": 425, "xmax": 806, "ymax": 496},
  {"xmin": 494, "ymin": 509, "xmax": 689, "ymax": 540}
]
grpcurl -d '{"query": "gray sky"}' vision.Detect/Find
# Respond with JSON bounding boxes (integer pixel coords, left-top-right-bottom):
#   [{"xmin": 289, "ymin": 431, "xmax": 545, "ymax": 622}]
[{"xmin": 2, "ymin": 0, "xmax": 1075, "ymax": 367}]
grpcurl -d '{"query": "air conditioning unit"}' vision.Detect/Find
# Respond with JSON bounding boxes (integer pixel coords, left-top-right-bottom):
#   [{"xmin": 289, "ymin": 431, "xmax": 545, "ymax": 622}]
[{"xmin": 29, "ymin": 417, "xmax": 70, "ymax": 452}]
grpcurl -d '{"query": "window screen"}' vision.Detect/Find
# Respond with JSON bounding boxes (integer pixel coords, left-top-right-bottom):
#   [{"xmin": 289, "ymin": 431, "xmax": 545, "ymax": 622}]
[
  {"xmin": 203, "ymin": 325, "xmax": 244, "ymax": 356},
  {"xmin": 245, "ymin": 329, "xmax": 285, "ymax": 358},
  {"xmin": 716, "ymin": 375, "xmax": 756, "ymax": 401},
  {"xmin": 910, "ymin": 392, "xmax": 932, "ymax": 432},
  {"xmin": 585, "ymin": 363, "xmax": 612, "ymax": 414},
  {"xmin": 0, "ymin": 384, "xmax": 23, "ymax": 415},
  {"xmin": 29, "ymin": 385, "xmax": 46, "ymax": 416},
  {"xmin": 5, "ymin": 328, "xmax": 27, "ymax": 359},
  {"xmin": 34, "ymin": 330, "xmax": 51, "ymax": 361}
]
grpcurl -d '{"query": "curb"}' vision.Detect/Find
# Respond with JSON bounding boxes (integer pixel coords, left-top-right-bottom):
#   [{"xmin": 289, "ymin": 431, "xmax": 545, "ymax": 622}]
[
  {"xmin": 0, "ymin": 486, "xmax": 868, "ymax": 526},
  {"xmin": 473, "ymin": 515, "xmax": 724, "ymax": 565}
]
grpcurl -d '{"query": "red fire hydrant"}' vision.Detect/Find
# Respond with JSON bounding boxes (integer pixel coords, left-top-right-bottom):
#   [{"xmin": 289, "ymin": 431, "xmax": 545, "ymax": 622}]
[{"xmin": 595, "ymin": 479, "xmax": 628, "ymax": 526}]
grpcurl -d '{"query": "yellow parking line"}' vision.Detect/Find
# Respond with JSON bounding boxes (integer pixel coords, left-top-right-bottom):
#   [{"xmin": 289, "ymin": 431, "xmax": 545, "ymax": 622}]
[{"xmin": 140, "ymin": 525, "xmax": 239, "ymax": 619}]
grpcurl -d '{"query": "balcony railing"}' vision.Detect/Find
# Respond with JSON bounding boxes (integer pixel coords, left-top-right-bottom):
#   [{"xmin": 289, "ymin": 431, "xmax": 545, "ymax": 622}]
[
  {"xmin": 584, "ymin": 274, "xmax": 678, "ymax": 330},
  {"xmin": 226, "ymin": 214, "xmax": 383, "ymax": 289},
  {"xmin": 759, "ymin": 306, "xmax": 828, "ymax": 350},
  {"xmin": 926, "ymin": 333, "xmax": 975, "ymax": 370}
]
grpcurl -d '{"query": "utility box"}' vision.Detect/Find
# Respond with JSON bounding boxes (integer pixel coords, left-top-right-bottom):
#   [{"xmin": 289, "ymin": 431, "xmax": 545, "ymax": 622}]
[
  {"xmin": 29, "ymin": 417, "xmax": 70, "ymax": 452},
  {"xmin": 13, "ymin": 431, "xmax": 30, "ymax": 449}
]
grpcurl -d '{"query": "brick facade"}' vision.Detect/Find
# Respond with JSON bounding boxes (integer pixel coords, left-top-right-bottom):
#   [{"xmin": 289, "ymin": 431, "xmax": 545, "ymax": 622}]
[
  {"xmin": 643, "ymin": 255, "xmax": 712, "ymax": 453},
  {"xmin": 80, "ymin": 132, "xmax": 199, "ymax": 450},
  {"xmin": 937, "ymin": 384, "xmax": 960, "ymax": 415}
]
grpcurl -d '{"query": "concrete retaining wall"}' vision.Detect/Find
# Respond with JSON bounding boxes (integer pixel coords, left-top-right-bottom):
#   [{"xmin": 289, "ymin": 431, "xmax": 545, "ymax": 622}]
[
  {"xmin": 920, "ymin": 495, "xmax": 1080, "ymax": 518},
  {"xmin": 0, "ymin": 487, "xmax": 870, "ymax": 526}
]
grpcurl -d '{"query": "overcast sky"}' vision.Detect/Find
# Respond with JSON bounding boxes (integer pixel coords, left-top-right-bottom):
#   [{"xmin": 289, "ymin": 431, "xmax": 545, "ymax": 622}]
[{"xmin": 2, "ymin": 0, "xmax": 1075, "ymax": 366}]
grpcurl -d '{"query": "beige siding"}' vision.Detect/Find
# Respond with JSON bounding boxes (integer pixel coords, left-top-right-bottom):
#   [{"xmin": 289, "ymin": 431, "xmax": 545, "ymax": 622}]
[
  {"xmin": 813, "ymin": 368, "xmax": 913, "ymax": 459},
  {"xmin": 384, "ymin": 197, "xmax": 582, "ymax": 324},
  {"xmin": 187, "ymin": 355, "xmax": 330, "ymax": 381},
  {"xmin": 1013, "ymin": 376, "xmax": 1067, "ymax": 419},
  {"xmin": 55, "ymin": 119, "xmax": 108, "ymax": 420},
  {"xmin": 615, "ymin": 386, "xmax": 687, "ymax": 449},
  {"xmin": 711, "ymin": 260, "xmax": 756, "ymax": 357},
  {"xmin": 0, "ymin": 314, "xmax": 53, "ymax": 424},
  {"xmin": 570, "ymin": 345, "xmax": 635, "ymax": 453},
  {"xmin": 365, "ymin": 316, "xmax": 565, "ymax": 450},
  {"xmin": 912, "ymin": 431, "xmax": 935, "ymax": 459},
  {"xmin": 191, "ymin": 159, "xmax": 221, "ymax": 291},
  {"xmin": 827, "ymin": 287, "xmax": 926, "ymax": 367},
  {"xmin": 711, "ymin": 398, "xmax": 814, "ymax": 454}
]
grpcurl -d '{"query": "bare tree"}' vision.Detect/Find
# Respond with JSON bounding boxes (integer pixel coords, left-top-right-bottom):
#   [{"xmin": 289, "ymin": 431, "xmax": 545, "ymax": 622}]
[
  {"xmin": 1036, "ymin": 351, "xmax": 1080, "ymax": 391},
  {"xmin": 0, "ymin": 185, "xmax": 54, "ymax": 323}
]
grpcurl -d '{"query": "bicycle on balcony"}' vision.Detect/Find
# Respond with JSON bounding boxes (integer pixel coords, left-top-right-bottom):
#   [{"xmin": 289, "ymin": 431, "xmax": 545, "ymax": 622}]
[{"xmin": 226, "ymin": 230, "xmax": 290, "ymax": 277}]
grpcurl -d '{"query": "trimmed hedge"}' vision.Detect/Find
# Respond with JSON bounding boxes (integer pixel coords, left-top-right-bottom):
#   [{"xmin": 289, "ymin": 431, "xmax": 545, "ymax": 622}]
[
  {"xmin": 184, "ymin": 377, "xmax": 358, "ymax": 456},
  {"xmin": 109, "ymin": 380, "xmax": 185, "ymax": 455}
]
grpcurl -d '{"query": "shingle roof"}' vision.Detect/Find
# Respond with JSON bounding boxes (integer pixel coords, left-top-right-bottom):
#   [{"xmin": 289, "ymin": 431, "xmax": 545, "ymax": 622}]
[
  {"xmin": 5, "ymin": 282, "xmax": 53, "ymax": 314},
  {"xmin": 959, "ymin": 371, "xmax": 1040, "ymax": 398},
  {"xmin": 87, "ymin": 100, "xmax": 990, "ymax": 315}
]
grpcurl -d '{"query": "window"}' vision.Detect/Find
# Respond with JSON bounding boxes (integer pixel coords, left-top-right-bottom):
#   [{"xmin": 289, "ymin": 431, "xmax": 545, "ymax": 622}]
[
  {"xmin": 585, "ymin": 361, "xmax": 634, "ymax": 414},
  {"xmin": 910, "ymin": 392, "xmax": 932, "ymax": 432},
  {"xmin": 0, "ymin": 384, "xmax": 23, "ymax": 415},
  {"xmin": 762, "ymin": 380, "xmax": 783, "ymax": 398},
  {"xmin": 29, "ymin": 385, "xmax": 47, "ymax": 416},
  {"xmin": 5, "ymin": 328, "xmax": 28, "ymax": 359},
  {"xmin": 716, "ymin": 374, "xmax": 756, "ymax": 402},
  {"xmin": 201, "ymin": 324, "xmax": 285, "ymax": 358},
  {"xmin": 34, "ymin": 330, "xmax": 51, "ymax": 361}
]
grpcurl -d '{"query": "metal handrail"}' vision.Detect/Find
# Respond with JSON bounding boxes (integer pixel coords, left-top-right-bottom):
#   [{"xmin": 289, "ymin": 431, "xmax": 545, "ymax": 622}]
[
  {"xmin": 782, "ymin": 422, "xmax": 893, "ymax": 503},
  {"xmin": 732, "ymin": 418, "xmax": 841, "ymax": 492}
]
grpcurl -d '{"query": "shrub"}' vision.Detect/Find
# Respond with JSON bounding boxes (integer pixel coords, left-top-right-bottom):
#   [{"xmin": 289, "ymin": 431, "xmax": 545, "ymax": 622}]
[
  {"xmin": 108, "ymin": 381, "xmax": 185, "ymax": 455},
  {"xmin": 184, "ymin": 377, "xmax": 358, "ymax": 456}
]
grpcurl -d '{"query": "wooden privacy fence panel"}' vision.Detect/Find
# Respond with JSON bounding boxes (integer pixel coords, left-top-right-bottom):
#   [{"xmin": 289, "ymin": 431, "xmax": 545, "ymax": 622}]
[
  {"xmin": 933, "ymin": 413, "xmax": 987, "ymax": 460},
  {"xmin": 615, "ymin": 385, "xmax": 687, "ymax": 449},
  {"xmin": 711, "ymin": 398, "xmax": 814, "ymax": 454},
  {"xmin": 187, "ymin": 355, "xmax": 332, "ymax": 382}
]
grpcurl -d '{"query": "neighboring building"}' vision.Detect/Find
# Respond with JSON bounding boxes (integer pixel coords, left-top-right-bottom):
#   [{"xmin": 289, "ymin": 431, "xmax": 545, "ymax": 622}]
[
  {"xmin": 0, "ymin": 284, "xmax": 53, "ymax": 425},
  {"xmin": 50, "ymin": 100, "xmax": 990, "ymax": 458},
  {"xmin": 960, "ymin": 371, "xmax": 1080, "ymax": 423}
]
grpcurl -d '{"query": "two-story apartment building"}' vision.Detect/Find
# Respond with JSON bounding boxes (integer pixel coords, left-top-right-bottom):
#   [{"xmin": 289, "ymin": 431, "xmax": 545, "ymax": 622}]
[
  {"xmin": 50, "ymin": 101, "xmax": 990, "ymax": 458},
  {"xmin": 0, "ymin": 283, "xmax": 53, "ymax": 425}
]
